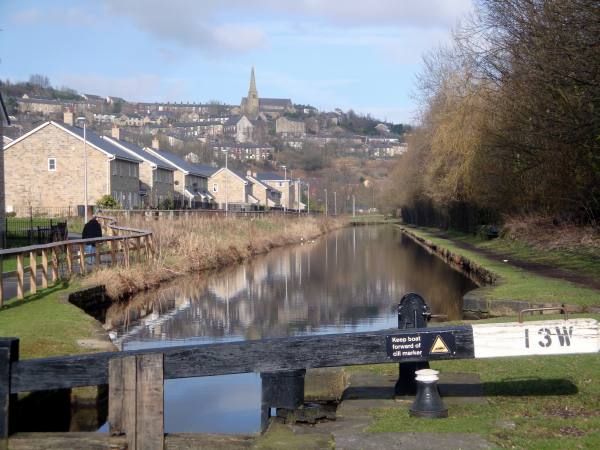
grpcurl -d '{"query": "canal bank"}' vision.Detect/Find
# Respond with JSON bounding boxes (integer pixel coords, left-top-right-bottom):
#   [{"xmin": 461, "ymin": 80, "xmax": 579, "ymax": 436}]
[{"xmin": 397, "ymin": 225, "xmax": 600, "ymax": 316}]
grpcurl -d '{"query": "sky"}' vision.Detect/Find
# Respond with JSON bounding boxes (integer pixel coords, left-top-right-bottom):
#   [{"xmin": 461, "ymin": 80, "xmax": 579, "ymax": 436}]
[{"xmin": 0, "ymin": 0, "xmax": 473, "ymax": 123}]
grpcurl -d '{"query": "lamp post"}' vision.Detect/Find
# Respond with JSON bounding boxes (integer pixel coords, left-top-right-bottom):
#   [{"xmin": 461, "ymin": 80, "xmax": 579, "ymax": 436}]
[
  {"xmin": 325, "ymin": 188, "xmax": 328, "ymax": 216},
  {"xmin": 334, "ymin": 191, "xmax": 337, "ymax": 216},
  {"xmin": 76, "ymin": 117, "xmax": 88, "ymax": 223},
  {"xmin": 352, "ymin": 195, "xmax": 356, "ymax": 217},
  {"xmin": 223, "ymin": 149, "xmax": 229, "ymax": 216},
  {"xmin": 281, "ymin": 165, "xmax": 287, "ymax": 212},
  {"xmin": 297, "ymin": 179, "xmax": 300, "ymax": 216},
  {"xmin": 307, "ymin": 183, "xmax": 310, "ymax": 214}
]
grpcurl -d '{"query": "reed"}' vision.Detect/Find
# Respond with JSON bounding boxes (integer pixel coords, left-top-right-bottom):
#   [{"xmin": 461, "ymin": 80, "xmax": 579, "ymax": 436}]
[{"xmin": 86, "ymin": 215, "xmax": 346, "ymax": 299}]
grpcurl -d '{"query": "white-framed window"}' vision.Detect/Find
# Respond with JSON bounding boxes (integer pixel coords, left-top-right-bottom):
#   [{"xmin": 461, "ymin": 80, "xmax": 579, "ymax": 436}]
[
  {"xmin": 48, "ymin": 158, "xmax": 56, "ymax": 171},
  {"xmin": 212, "ymin": 183, "xmax": 218, "ymax": 192}
]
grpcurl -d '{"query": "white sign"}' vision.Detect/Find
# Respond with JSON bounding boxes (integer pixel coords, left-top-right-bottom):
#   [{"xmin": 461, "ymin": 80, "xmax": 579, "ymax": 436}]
[{"xmin": 472, "ymin": 319, "xmax": 600, "ymax": 359}]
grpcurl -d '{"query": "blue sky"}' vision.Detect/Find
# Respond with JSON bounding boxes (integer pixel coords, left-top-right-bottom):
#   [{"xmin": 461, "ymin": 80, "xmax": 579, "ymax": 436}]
[{"xmin": 0, "ymin": 1, "xmax": 472, "ymax": 123}]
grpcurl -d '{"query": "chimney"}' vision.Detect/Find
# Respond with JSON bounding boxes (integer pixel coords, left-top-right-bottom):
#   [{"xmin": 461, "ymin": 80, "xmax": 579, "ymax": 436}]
[
  {"xmin": 246, "ymin": 170, "xmax": 252, "ymax": 176},
  {"xmin": 63, "ymin": 110, "xmax": 74, "ymax": 126},
  {"xmin": 252, "ymin": 171, "xmax": 257, "ymax": 178},
  {"xmin": 111, "ymin": 126, "xmax": 120, "ymax": 140},
  {"xmin": 152, "ymin": 137, "xmax": 160, "ymax": 150}
]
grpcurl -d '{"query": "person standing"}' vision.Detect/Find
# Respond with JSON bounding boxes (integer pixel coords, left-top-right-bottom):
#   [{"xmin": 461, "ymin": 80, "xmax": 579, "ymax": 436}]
[{"xmin": 82, "ymin": 216, "xmax": 103, "ymax": 265}]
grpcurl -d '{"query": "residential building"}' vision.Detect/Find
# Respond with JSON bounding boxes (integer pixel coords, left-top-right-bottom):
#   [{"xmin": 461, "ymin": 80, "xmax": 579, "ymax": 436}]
[
  {"xmin": 275, "ymin": 117, "xmax": 306, "ymax": 138},
  {"xmin": 224, "ymin": 115, "xmax": 254, "ymax": 143},
  {"xmin": 145, "ymin": 144, "xmax": 215, "ymax": 208},
  {"xmin": 212, "ymin": 143, "xmax": 273, "ymax": 161},
  {"xmin": 208, "ymin": 167, "xmax": 256, "ymax": 210},
  {"xmin": 17, "ymin": 97, "xmax": 63, "ymax": 115},
  {"xmin": 103, "ymin": 128, "xmax": 175, "ymax": 208},
  {"xmin": 3, "ymin": 114, "xmax": 143, "ymax": 211},
  {"xmin": 246, "ymin": 171, "xmax": 281, "ymax": 208},
  {"xmin": 255, "ymin": 172, "xmax": 295, "ymax": 210},
  {"xmin": 0, "ymin": 92, "xmax": 9, "ymax": 246}
]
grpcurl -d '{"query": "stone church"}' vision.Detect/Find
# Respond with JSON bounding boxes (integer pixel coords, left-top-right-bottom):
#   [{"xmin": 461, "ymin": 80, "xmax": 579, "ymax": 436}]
[{"xmin": 240, "ymin": 67, "xmax": 295, "ymax": 118}]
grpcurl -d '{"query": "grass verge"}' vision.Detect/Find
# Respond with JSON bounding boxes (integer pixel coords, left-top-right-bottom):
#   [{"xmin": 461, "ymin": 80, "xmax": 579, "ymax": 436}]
[
  {"xmin": 401, "ymin": 225, "xmax": 600, "ymax": 307},
  {"xmin": 360, "ymin": 313, "xmax": 600, "ymax": 449},
  {"xmin": 0, "ymin": 281, "xmax": 109, "ymax": 359}
]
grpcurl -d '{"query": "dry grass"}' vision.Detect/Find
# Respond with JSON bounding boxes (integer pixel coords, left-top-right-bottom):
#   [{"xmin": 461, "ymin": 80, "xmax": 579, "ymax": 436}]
[
  {"xmin": 86, "ymin": 215, "xmax": 347, "ymax": 299},
  {"xmin": 502, "ymin": 214, "xmax": 600, "ymax": 253}
]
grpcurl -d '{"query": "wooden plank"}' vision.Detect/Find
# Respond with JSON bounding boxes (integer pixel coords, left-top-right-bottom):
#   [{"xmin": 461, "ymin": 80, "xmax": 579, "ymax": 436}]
[
  {"xmin": 123, "ymin": 239, "xmax": 130, "ymax": 268},
  {"xmin": 135, "ymin": 237, "xmax": 142, "ymax": 264},
  {"xmin": 136, "ymin": 354, "xmax": 164, "ymax": 450},
  {"xmin": 41, "ymin": 250, "xmax": 48, "ymax": 289},
  {"xmin": 16, "ymin": 254, "xmax": 24, "ymax": 300},
  {"xmin": 108, "ymin": 356, "xmax": 136, "ymax": 450},
  {"xmin": 94, "ymin": 245, "xmax": 101, "ymax": 271},
  {"xmin": 78, "ymin": 243, "xmax": 86, "ymax": 275},
  {"xmin": 28, "ymin": 251, "xmax": 37, "ymax": 295},
  {"xmin": 10, "ymin": 320, "xmax": 600, "ymax": 394},
  {"xmin": 0, "ymin": 339, "xmax": 19, "ymax": 439}
]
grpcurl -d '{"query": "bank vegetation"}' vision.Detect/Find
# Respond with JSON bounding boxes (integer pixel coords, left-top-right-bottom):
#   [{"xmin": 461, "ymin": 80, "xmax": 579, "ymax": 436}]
[
  {"xmin": 383, "ymin": 0, "xmax": 600, "ymax": 232},
  {"xmin": 86, "ymin": 215, "xmax": 346, "ymax": 299}
]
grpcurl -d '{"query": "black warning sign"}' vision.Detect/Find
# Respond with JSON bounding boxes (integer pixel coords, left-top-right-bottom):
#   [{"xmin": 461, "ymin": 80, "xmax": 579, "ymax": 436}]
[{"xmin": 386, "ymin": 331, "xmax": 457, "ymax": 361}]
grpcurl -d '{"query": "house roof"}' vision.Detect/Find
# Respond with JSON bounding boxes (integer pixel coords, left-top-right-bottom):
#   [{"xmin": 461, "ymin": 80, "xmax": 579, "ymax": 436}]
[
  {"xmin": 260, "ymin": 98, "xmax": 292, "ymax": 107},
  {"xmin": 210, "ymin": 167, "xmax": 248, "ymax": 184},
  {"xmin": 145, "ymin": 147, "xmax": 215, "ymax": 178},
  {"xmin": 102, "ymin": 136, "xmax": 174, "ymax": 170},
  {"xmin": 18, "ymin": 97, "xmax": 61, "ymax": 105},
  {"xmin": 4, "ymin": 121, "xmax": 142, "ymax": 163},
  {"xmin": 255, "ymin": 172, "xmax": 287, "ymax": 181},
  {"xmin": 56, "ymin": 122, "xmax": 143, "ymax": 162}
]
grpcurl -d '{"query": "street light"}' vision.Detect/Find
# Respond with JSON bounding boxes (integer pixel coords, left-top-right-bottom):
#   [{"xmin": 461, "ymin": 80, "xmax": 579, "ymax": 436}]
[
  {"xmin": 76, "ymin": 117, "xmax": 88, "ymax": 223},
  {"xmin": 307, "ymin": 183, "xmax": 310, "ymax": 214},
  {"xmin": 223, "ymin": 149, "xmax": 229, "ymax": 215},
  {"xmin": 324, "ymin": 188, "xmax": 328, "ymax": 216},
  {"xmin": 281, "ymin": 165, "xmax": 287, "ymax": 212},
  {"xmin": 334, "ymin": 191, "xmax": 337, "ymax": 216}
]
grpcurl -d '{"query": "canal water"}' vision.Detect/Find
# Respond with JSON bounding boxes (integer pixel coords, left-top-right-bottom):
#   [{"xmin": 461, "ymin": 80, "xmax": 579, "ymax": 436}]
[{"xmin": 106, "ymin": 225, "xmax": 477, "ymax": 434}]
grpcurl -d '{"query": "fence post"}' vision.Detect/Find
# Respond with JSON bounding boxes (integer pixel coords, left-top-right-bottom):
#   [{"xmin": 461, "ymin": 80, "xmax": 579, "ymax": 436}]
[
  {"xmin": 16, "ymin": 254, "xmax": 24, "ymax": 300},
  {"xmin": 0, "ymin": 338, "xmax": 19, "ymax": 440},
  {"xmin": 395, "ymin": 293, "xmax": 431, "ymax": 396},
  {"xmin": 66, "ymin": 244, "xmax": 73, "ymax": 277},
  {"xmin": 110, "ymin": 240, "xmax": 117, "ymax": 266},
  {"xmin": 28, "ymin": 250, "xmax": 37, "ymax": 295},
  {"xmin": 109, "ymin": 354, "xmax": 164, "ymax": 450},
  {"xmin": 78, "ymin": 243, "xmax": 86, "ymax": 275},
  {"xmin": 0, "ymin": 258, "xmax": 3, "ymax": 307},
  {"xmin": 51, "ymin": 247, "xmax": 59, "ymax": 283},
  {"xmin": 95, "ymin": 244, "xmax": 101, "ymax": 271},
  {"xmin": 41, "ymin": 249, "xmax": 48, "ymax": 289}
]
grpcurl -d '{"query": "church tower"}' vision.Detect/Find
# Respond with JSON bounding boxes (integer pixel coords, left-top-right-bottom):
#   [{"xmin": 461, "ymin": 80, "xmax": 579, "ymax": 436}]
[{"xmin": 242, "ymin": 67, "xmax": 259, "ymax": 117}]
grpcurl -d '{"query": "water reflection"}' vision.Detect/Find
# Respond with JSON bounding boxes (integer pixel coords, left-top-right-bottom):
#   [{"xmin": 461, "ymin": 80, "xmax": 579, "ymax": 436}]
[{"xmin": 107, "ymin": 225, "xmax": 477, "ymax": 433}]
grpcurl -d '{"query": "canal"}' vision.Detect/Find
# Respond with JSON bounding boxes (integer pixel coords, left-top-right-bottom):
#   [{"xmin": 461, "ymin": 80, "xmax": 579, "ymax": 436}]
[{"xmin": 105, "ymin": 225, "xmax": 477, "ymax": 434}]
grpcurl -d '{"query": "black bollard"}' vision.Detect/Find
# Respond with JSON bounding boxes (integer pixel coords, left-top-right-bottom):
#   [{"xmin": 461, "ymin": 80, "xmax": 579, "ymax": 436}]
[
  {"xmin": 409, "ymin": 369, "xmax": 448, "ymax": 418},
  {"xmin": 394, "ymin": 293, "xmax": 431, "ymax": 396}
]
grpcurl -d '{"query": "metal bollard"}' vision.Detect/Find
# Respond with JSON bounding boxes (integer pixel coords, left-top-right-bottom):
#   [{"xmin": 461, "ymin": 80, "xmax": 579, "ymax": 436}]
[
  {"xmin": 409, "ymin": 369, "xmax": 448, "ymax": 418},
  {"xmin": 394, "ymin": 293, "xmax": 431, "ymax": 396}
]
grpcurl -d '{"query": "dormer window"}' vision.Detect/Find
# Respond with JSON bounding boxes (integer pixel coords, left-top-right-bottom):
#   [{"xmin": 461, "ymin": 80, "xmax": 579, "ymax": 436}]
[{"xmin": 48, "ymin": 158, "xmax": 56, "ymax": 171}]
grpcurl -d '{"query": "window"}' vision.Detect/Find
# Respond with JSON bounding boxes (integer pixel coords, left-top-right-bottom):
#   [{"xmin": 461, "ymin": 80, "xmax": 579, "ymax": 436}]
[
  {"xmin": 48, "ymin": 158, "xmax": 56, "ymax": 171},
  {"xmin": 278, "ymin": 182, "xmax": 283, "ymax": 187},
  {"xmin": 212, "ymin": 183, "xmax": 218, "ymax": 193}
]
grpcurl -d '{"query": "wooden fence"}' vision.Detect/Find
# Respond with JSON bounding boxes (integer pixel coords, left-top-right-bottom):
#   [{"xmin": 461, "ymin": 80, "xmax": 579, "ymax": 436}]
[
  {"xmin": 0, "ymin": 215, "xmax": 154, "ymax": 306},
  {"xmin": 1, "ymin": 318, "xmax": 598, "ymax": 448}
]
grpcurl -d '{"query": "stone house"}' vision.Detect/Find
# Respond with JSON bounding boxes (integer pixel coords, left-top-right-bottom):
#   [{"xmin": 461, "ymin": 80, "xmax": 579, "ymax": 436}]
[
  {"xmin": 275, "ymin": 117, "xmax": 306, "ymax": 138},
  {"xmin": 209, "ymin": 168, "xmax": 257, "ymax": 210},
  {"xmin": 245, "ymin": 171, "xmax": 281, "ymax": 208},
  {"xmin": 145, "ymin": 144, "xmax": 215, "ymax": 208},
  {"xmin": 224, "ymin": 115, "xmax": 254, "ymax": 143},
  {"xmin": 255, "ymin": 172, "xmax": 295, "ymax": 210},
  {"xmin": 104, "ymin": 128, "xmax": 175, "ymax": 208},
  {"xmin": 3, "ymin": 115, "xmax": 143, "ymax": 211},
  {"xmin": 17, "ymin": 97, "xmax": 63, "ymax": 116},
  {"xmin": 0, "ymin": 92, "xmax": 9, "ymax": 245}
]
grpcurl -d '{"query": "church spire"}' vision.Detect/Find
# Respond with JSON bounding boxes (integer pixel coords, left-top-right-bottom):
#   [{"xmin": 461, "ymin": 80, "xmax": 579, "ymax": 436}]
[{"xmin": 249, "ymin": 66, "xmax": 257, "ymax": 96}]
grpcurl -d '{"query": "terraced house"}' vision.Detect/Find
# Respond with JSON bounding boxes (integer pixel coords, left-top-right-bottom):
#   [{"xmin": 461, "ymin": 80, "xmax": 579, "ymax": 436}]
[
  {"xmin": 145, "ymin": 143, "xmax": 215, "ymax": 208},
  {"xmin": 3, "ymin": 112, "xmax": 142, "ymax": 212},
  {"xmin": 103, "ymin": 127, "xmax": 175, "ymax": 208}
]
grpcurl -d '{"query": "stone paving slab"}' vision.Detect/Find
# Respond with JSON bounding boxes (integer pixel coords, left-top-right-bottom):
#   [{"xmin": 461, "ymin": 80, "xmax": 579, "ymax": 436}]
[{"xmin": 335, "ymin": 432, "xmax": 494, "ymax": 450}]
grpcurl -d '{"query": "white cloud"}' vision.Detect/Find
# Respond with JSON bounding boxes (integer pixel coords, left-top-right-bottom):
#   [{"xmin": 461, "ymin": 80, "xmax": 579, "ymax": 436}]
[{"xmin": 10, "ymin": 8, "xmax": 42, "ymax": 25}]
